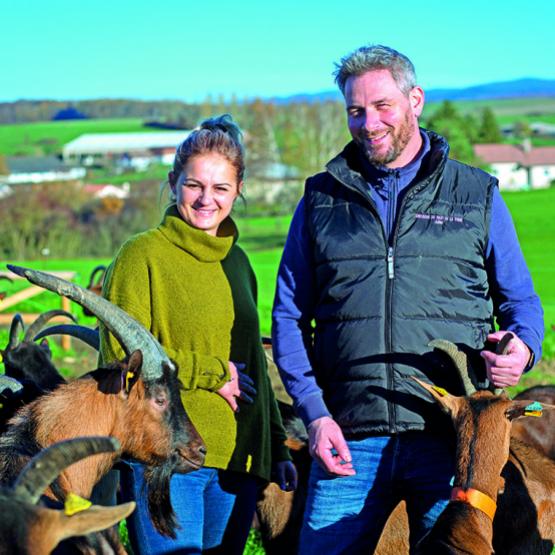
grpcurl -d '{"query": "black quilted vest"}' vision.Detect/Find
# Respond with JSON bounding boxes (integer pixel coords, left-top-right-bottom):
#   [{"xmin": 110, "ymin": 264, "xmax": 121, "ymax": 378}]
[{"xmin": 305, "ymin": 131, "xmax": 496, "ymax": 436}]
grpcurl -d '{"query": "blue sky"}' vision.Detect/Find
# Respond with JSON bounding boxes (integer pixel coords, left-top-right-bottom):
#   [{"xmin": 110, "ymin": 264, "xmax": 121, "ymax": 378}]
[{"xmin": 3, "ymin": 0, "xmax": 554, "ymax": 103}]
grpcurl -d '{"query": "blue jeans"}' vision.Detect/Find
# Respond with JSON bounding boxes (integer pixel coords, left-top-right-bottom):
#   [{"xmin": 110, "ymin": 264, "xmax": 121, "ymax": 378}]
[
  {"xmin": 120, "ymin": 462, "xmax": 259, "ymax": 555},
  {"xmin": 299, "ymin": 433, "xmax": 455, "ymax": 554}
]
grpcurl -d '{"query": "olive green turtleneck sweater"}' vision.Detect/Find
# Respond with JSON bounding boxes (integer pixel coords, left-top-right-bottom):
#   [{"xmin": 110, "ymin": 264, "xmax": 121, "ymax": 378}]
[{"xmin": 99, "ymin": 205, "xmax": 290, "ymax": 480}]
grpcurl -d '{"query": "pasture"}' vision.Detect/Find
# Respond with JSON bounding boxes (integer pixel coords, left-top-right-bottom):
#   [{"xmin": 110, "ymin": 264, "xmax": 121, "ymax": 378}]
[
  {"xmin": 1, "ymin": 186, "xmax": 554, "ymax": 390},
  {"xmin": 0, "ymin": 118, "xmax": 158, "ymax": 156},
  {"xmin": 0, "ymin": 188, "xmax": 554, "ymax": 555}
]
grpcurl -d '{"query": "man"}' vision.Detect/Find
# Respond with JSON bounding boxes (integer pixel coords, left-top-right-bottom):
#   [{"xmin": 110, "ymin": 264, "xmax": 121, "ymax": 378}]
[{"xmin": 272, "ymin": 44, "xmax": 544, "ymax": 553}]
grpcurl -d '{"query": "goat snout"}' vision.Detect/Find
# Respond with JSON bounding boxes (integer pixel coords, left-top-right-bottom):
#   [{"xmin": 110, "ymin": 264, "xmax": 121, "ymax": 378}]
[{"xmin": 174, "ymin": 440, "xmax": 206, "ymax": 472}]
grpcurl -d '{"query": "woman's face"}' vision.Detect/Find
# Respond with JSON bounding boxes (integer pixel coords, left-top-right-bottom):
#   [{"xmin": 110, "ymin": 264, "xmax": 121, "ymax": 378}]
[{"xmin": 170, "ymin": 153, "xmax": 242, "ymax": 236}]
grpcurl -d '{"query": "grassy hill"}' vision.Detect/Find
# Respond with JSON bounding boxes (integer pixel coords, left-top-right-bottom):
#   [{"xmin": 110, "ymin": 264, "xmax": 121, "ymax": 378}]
[
  {"xmin": 1, "ymin": 187, "xmax": 553, "ymax": 390},
  {"xmin": 1, "ymin": 94, "xmax": 554, "ymax": 158},
  {"xmin": 423, "ymin": 96, "xmax": 555, "ymax": 125},
  {"xmin": 0, "ymin": 118, "xmax": 157, "ymax": 156}
]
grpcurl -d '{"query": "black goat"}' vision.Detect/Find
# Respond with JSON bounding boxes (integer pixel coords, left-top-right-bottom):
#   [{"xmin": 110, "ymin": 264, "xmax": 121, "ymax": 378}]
[{"xmin": 0, "ymin": 310, "xmax": 75, "ymax": 432}]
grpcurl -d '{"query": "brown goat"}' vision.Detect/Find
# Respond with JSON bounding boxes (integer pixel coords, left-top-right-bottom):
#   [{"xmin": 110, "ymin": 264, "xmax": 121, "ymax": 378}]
[
  {"xmin": 0, "ymin": 436, "xmax": 135, "ymax": 555},
  {"xmin": 258, "ymin": 337, "xmax": 554, "ymax": 554},
  {"xmin": 82, "ymin": 265, "xmax": 107, "ymax": 317},
  {"xmin": 2, "ymin": 265, "xmax": 206, "ymax": 540},
  {"xmin": 413, "ymin": 381, "xmax": 552, "ymax": 553},
  {"xmin": 413, "ymin": 340, "xmax": 555, "ymax": 555},
  {"xmin": 0, "ymin": 274, "xmax": 13, "ymax": 301},
  {"xmin": 511, "ymin": 385, "xmax": 555, "ymax": 460}
]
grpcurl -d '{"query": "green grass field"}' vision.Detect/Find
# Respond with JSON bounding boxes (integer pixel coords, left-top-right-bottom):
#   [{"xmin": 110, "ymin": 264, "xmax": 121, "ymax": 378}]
[
  {"xmin": 423, "ymin": 96, "xmax": 555, "ymax": 121},
  {"xmin": 0, "ymin": 118, "xmax": 156, "ymax": 156},
  {"xmin": 1, "ymin": 187, "xmax": 554, "ymax": 384},
  {"xmin": 1, "ymin": 189, "xmax": 554, "ymax": 553},
  {"xmin": 2, "ymin": 95, "xmax": 555, "ymax": 159}
]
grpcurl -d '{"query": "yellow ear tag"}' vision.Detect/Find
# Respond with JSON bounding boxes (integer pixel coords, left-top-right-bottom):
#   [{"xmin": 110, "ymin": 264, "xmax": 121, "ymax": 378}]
[
  {"xmin": 524, "ymin": 411, "xmax": 542, "ymax": 417},
  {"xmin": 125, "ymin": 370, "xmax": 135, "ymax": 393},
  {"xmin": 246, "ymin": 454, "xmax": 252, "ymax": 472},
  {"xmin": 64, "ymin": 492, "xmax": 92, "ymax": 516},
  {"xmin": 432, "ymin": 385, "xmax": 449, "ymax": 397}
]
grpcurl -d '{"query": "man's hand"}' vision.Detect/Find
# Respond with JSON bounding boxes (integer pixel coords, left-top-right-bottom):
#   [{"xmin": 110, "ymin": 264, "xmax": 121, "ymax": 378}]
[
  {"xmin": 480, "ymin": 330, "xmax": 531, "ymax": 388},
  {"xmin": 307, "ymin": 416, "xmax": 355, "ymax": 476},
  {"xmin": 216, "ymin": 362, "xmax": 256, "ymax": 412}
]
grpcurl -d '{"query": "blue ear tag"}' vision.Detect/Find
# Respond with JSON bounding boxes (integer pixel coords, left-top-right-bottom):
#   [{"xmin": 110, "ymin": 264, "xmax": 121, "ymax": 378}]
[{"xmin": 524, "ymin": 401, "xmax": 543, "ymax": 417}]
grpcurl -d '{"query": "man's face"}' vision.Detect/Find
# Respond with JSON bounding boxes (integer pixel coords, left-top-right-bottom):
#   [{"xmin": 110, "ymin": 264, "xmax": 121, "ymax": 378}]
[{"xmin": 345, "ymin": 69, "xmax": 424, "ymax": 168}]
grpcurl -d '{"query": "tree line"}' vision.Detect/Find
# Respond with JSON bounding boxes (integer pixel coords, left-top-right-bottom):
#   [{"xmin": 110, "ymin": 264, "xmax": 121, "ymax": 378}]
[{"xmin": 0, "ymin": 99, "xmax": 504, "ymax": 260}]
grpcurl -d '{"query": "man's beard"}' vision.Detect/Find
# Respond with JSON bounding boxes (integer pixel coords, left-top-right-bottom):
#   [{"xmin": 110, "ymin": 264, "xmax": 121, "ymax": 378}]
[{"xmin": 358, "ymin": 110, "xmax": 416, "ymax": 166}]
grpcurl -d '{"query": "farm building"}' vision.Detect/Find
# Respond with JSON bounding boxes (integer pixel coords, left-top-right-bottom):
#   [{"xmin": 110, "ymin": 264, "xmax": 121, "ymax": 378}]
[
  {"xmin": 0, "ymin": 156, "xmax": 86, "ymax": 186},
  {"xmin": 83, "ymin": 183, "xmax": 130, "ymax": 199},
  {"xmin": 62, "ymin": 131, "xmax": 190, "ymax": 169},
  {"xmin": 473, "ymin": 142, "xmax": 555, "ymax": 190}
]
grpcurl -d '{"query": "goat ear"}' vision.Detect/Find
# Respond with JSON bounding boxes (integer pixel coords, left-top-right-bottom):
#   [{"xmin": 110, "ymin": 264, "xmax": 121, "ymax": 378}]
[
  {"xmin": 56, "ymin": 501, "xmax": 136, "ymax": 542},
  {"xmin": 506, "ymin": 400, "xmax": 546, "ymax": 421},
  {"xmin": 412, "ymin": 377, "xmax": 460, "ymax": 415},
  {"xmin": 39, "ymin": 338, "xmax": 52, "ymax": 358},
  {"xmin": 123, "ymin": 350, "xmax": 143, "ymax": 394}
]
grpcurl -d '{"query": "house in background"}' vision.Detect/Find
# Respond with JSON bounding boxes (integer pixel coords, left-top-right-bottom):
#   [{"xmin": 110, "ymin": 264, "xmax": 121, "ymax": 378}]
[
  {"xmin": 82, "ymin": 183, "xmax": 130, "ymax": 199},
  {"xmin": 474, "ymin": 142, "xmax": 555, "ymax": 190},
  {"xmin": 62, "ymin": 131, "xmax": 189, "ymax": 169},
  {"xmin": 0, "ymin": 156, "xmax": 86, "ymax": 186}
]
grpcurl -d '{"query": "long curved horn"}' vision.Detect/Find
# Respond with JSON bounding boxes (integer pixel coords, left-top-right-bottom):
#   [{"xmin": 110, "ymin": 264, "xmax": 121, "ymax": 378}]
[
  {"xmin": 7, "ymin": 313, "xmax": 24, "ymax": 350},
  {"xmin": 24, "ymin": 310, "xmax": 77, "ymax": 342},
  {"xmin": 428, "ymin": 339, "xmax": 477, "ymax": 396},
  {"xmin": 13, "ymin": 436, "xmax": 121, "ymax": 504},
  {"xmin": 34, "ymin": 325, "xmax": 100, "ymax": 351},
  {"xmin": 7, "ymin": 265, "xmax": 174, "ymax": 381},
  {"xmin": 88, "ymin": 265, "xmax": 107, "ymax": 288}
]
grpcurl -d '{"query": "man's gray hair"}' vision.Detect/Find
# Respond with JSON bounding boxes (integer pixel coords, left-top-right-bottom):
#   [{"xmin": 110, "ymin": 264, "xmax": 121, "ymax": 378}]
[{"xmin": 334, "ymin": 44, "xmax": 417, "ymax": 96}]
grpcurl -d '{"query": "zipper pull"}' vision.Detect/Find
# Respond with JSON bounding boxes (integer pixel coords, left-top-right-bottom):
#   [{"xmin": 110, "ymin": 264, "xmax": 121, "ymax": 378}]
[{"xmin": 387, "ymin": 247, "xmax": 395, "ymax": 279}]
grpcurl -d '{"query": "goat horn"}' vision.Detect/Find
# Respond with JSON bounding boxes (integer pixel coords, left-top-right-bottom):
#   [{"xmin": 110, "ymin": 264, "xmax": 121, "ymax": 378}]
[
  {"xmin": 7, "ymin": 265, "xmax": 173, "ymax": 381},
  {"xmin": 34, "ymin": 324, "xmax": 100, "ymax": 351},
  {"xmin": 428, "ymin": 339, "xmax": 477, "ymax": 396},
  {"xmin": 13, "ymin": 436, "xmax": 121, "ymax": 505},
  {"xmin": 24, "ymin": 310, "xmax": 77, "ymax": 342},
  {"xmin": 7, "ymin": 313, "xmax": 24, "ymax": 350},
  {"xmin": 0, "ymin": 375, "xmax": 24, "ymax": 395},
  {"xmin": 87, "ymin": 265, "xmax": 107, "ymax": 288}
]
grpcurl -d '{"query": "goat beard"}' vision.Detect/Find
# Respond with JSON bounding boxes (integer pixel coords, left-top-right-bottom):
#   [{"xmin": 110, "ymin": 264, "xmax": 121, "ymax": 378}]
[{"xmin": 144, "ymin": 454, "xmax": 181, "ymax": 538}]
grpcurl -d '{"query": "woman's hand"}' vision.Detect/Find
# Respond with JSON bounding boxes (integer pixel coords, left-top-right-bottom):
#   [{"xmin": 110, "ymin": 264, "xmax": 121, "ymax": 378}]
[
  {"xmin": 216, "ymin": 362, "xmax": 256, "ymax": 412},
  {"xmin": 272, "ymin": 460, "xmax": 298, "ymax": 491}
]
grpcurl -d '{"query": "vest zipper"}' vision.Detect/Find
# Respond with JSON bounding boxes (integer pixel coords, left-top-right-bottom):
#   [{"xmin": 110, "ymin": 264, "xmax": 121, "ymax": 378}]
[
  {"xmin": 385, "ymin": 170, "xmax": 399, "ymax": 431},
  {"xmin": 387, "ymin": 247, "xmax": 395, "ymax": 279}
]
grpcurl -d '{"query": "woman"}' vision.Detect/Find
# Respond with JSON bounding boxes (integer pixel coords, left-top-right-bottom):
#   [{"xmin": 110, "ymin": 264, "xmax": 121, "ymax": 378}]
[{"xmin": 99, "ymin": 115, "xmax": 296, "ymax": 554}]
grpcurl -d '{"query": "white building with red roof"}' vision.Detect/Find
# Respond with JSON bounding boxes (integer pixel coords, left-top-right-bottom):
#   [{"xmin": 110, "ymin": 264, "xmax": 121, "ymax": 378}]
[{"xmin": 474, "ymin": 142, "xmax": 555, "ymax": 190}]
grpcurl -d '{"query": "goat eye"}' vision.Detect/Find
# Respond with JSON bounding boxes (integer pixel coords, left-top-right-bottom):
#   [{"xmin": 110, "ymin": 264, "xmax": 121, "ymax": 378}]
[{"xmin": 156, "ymin": 397, "xmax": 166, "ymax": 407}]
